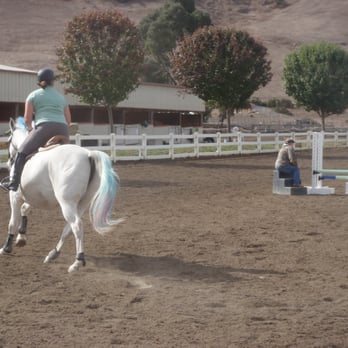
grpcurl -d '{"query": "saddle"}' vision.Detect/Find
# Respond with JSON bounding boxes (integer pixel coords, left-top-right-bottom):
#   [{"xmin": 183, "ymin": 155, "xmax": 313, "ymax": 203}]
[{"xmin": 38, "ymin": 135, "xmax": 70, "ymax": 152}]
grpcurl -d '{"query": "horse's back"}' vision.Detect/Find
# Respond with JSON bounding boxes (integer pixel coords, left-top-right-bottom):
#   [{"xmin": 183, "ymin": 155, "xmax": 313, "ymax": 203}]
[{"xmin": 20, "ymin": 145, "xmax": 91, "ymax": 208}]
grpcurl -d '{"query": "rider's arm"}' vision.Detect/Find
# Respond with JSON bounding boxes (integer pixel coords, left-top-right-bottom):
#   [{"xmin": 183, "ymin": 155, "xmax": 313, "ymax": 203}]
[
  {"xmin": 288, "ymin": 147, "xmax": 298, "ymax": 166},
  {"xmin": 64, "ymin": 106, "xmax": 71, "ymax": 125},
  {"xmin": 24, "ymin": 101, "xmax": 34, "ymax": 131}
]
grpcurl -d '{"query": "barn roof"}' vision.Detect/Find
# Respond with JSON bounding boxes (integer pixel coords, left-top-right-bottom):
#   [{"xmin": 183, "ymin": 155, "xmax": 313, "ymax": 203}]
[
  {"xmin": 0, "ymin": 65, "xmax": 205, "ymax": 112},
  {"xmin": 0, "ymin": 64, "xmax": 36, "ymax": 74}
]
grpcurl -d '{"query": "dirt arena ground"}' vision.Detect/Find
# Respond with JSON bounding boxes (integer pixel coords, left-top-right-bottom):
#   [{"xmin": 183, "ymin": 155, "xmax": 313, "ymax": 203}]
[{"xmin": 0, "ymin": 147, "xmax": 348, "ymax": 348}]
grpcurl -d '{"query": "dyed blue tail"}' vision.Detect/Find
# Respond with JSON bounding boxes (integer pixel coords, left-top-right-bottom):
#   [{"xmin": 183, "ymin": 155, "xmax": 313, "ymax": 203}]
[{"xmin": 88, "ymin": 151, "xmax": 123, "ymax": 234}]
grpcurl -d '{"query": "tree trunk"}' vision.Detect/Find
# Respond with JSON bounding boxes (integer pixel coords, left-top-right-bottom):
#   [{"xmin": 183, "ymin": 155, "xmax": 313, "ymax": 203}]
[
  {"xmin": 319, "ymin": 111, "xmax": 326, "ymax": 131},
  {"xmin": 107, "ymin": 105, "xmax": 114, "ymax": 133},
  {"xmin": 226, "ymin": 108, "xmax": 234, "ymax": 133}
]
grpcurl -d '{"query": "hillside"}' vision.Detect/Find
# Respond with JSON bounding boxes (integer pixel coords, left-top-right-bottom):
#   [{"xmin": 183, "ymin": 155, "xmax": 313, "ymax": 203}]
[{"xmin": 1, "ymin": 0, "xmax": 348, "ymax": 101}]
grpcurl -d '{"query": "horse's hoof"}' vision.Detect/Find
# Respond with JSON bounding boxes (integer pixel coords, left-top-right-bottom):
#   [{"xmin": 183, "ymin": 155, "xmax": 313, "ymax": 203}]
[
  {"xmin": 0, "ymin": 235, "xmax": 14, "ymax": 254},
  {"xmin": 68, "ymin": 260, "xmax": 84, "ymax": 273},
  {"xmin": 0, "ymin": 247, "xmax": 11, "ymax": 255},
  {"xmin": 44, "ymin": 248, "xmax": 60, "ymax": 263},
  {"xmin": 15, "ymin": 235, "xmax": 27, "ymax": 247}
]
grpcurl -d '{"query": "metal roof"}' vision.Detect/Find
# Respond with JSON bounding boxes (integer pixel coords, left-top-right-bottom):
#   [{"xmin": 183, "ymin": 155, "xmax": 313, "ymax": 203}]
[
  {"xmin": 0, "ymin": 65, "xmax": 205, "ymax": 112},
  {"xmin": 0, "ymin": 64, "xmax": 36, "ymax": 74}
]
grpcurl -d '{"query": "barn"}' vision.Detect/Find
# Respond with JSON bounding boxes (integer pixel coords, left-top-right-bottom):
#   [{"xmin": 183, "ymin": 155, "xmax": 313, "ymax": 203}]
[{"xmin": 0, "ymin": 65, "xmax": 205, "ymax": 138}]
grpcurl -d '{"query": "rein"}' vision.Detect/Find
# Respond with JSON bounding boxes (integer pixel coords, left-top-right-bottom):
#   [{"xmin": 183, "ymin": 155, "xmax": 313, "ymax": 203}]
[{"xmin": 7, "ymin": 133, "xmax": 16, "ymax": 166}]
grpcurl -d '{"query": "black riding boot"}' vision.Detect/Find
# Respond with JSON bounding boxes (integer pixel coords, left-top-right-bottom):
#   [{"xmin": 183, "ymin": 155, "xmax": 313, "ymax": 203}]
[{"xmin": 1, "ymin": 153, "xmax": 27, "ymax": 192}]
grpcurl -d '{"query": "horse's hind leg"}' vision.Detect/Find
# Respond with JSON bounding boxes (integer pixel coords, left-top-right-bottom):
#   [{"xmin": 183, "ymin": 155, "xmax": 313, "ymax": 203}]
[
  {"xmin": 67, "ymin": 216, "xmax": 85, "ymax": 273},
  {"xmin": 44, "ymin": 223, "xmax": 71, "ymax": 264},
  {"xmin": 15, "ymin": 203, "xmax": 31, "ymax": 247},
  {"xmin": 49, "ymin": 201, "xmax": 86, "ymax": 272}
]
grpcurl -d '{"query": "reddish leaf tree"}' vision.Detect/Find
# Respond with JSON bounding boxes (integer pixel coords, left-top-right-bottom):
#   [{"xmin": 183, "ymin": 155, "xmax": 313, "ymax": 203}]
[
  {"xmin": 171, "ymin": 27, "xmax": 272, "ymax": 132},
  {"xmin": 57, "ymin": 9, "xmax": 144, "ymax": 132}
]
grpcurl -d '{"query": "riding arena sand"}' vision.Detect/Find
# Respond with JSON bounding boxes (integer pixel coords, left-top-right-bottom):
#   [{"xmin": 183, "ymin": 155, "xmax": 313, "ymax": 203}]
[{"xmin": 0, "ymin": 147, "xmax": 348, "ymax": 347}]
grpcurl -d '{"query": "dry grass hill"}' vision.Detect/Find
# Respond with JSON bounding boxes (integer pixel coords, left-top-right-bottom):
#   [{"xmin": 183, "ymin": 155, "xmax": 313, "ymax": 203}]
[{"xmin": 1, "ymin": 0, "xmax": 348, "ymax": 125}]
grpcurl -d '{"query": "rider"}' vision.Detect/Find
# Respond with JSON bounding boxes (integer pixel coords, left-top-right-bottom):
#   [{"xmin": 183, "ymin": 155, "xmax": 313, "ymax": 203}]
[{"xmin": 1, "ymin": 68, "xmax": 71, "ymax": 192}]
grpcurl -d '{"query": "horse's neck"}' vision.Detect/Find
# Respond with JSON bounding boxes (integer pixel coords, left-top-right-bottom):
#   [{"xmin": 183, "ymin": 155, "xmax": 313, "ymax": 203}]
[{"xmin": 13, "ymin": 130, "xmax": 27, "ymax": 149}]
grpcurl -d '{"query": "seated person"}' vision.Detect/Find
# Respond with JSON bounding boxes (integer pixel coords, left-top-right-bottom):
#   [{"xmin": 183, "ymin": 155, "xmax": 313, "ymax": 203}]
[{"xmin": 275, "ymin": 138, "xmax": 302, "ymax": 187}]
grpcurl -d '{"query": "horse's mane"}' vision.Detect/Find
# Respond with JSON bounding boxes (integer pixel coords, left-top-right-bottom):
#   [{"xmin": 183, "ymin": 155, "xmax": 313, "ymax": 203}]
[{"xmin": 15, "ymin": 117, "xmax": 26, "ymax": 130}]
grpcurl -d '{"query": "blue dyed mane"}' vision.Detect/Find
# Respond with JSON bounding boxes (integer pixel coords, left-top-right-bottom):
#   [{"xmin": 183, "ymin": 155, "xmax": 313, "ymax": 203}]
[{"xmin": 15, "ymin": 117, "xmax": 26, "ymax": 130}]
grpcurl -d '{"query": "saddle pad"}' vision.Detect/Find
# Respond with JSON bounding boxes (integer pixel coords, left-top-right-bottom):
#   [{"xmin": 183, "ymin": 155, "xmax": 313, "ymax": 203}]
[{"xmin": 38, "ymin": 144, "xmax": 61, "ymax": 152}]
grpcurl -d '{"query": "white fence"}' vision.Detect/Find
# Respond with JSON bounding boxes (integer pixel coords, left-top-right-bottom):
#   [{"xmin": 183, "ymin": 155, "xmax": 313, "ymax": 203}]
[{"xmin": 1, "ymin": 131, "xmax": 348, "ymax": 168}]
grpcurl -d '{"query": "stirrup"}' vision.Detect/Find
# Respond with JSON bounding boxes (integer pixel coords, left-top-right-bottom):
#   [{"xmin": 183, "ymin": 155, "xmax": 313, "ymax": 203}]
[
  {"xmin": 0, "ymin": 177, "xmax": 18, "ymax": 192},
  {"xmin": 0, "ymin": 177, "xmax": 10, "ymax": 192}
]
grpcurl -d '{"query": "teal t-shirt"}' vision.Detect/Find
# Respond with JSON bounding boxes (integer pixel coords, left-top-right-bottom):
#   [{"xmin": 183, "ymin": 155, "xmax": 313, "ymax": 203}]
[{"xmin": 26, "ymin": 86, "xmax": 68, "ymax": 125}]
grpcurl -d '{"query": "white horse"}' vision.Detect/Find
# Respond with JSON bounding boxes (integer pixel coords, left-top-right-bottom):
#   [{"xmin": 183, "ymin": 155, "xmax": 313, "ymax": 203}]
[{"xmin": 0, "ymin": 117, "xmax": 123, "ymax": 272}]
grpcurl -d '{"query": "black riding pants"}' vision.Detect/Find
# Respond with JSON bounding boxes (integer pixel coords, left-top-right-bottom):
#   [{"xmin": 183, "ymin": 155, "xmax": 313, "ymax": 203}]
[{"xmin": 19, "ymin": 122, "xmax": 69, "ymax": 156}]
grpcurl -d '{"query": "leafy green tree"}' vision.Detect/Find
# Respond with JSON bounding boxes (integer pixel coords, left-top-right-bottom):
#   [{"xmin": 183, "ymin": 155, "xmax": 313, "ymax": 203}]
[
  {"xmin": 283, "ymin": 42, "xmax": 348, "ymax": 130},
  {"xmin": 171, "ymin": 27, "xmax": 272, "ymax": 132},
  {"xmin": 139, "ymin": 0, "xmax": 211, "ymax": 83},
  {"xmin": 174, "ymin": 0, "xmax": 195, "ymax": 13},
  {"xmin": 56, "ymin": 9, "xmax": 144, "ymax": 132}
]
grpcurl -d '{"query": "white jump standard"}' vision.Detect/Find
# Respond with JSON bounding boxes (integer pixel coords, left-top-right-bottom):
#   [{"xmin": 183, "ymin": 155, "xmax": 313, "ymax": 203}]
[{"xmin": 307, "ymin": 132, "xmax": 335, "ymax": 195}]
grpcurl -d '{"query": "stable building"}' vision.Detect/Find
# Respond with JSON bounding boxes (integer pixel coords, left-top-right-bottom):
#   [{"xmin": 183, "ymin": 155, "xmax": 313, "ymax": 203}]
[{"xmin": 0, "ymin": 64, "xmax": 205, "ymax": 137}]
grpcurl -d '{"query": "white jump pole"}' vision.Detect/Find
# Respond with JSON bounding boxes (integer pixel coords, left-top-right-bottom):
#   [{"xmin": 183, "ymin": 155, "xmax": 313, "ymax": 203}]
[
  {"xmin": 307, "ymin": 132, "xmax": 335, "ymax": 195},
  {"xmin": 311, "ymin": 132, "xmax": 322, "ymax": 189}
]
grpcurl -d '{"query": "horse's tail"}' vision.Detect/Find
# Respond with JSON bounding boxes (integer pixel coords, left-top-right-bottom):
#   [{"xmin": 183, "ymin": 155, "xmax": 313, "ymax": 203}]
[{"xmin": 87, "ymin": 150, "xmax": 124, "ymax": 234}]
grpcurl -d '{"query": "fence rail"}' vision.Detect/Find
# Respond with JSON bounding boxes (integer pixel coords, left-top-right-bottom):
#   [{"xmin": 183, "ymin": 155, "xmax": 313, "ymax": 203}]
[{"xmin": 1, "ymin": 131, "xmax": 348, "ymax": 168}]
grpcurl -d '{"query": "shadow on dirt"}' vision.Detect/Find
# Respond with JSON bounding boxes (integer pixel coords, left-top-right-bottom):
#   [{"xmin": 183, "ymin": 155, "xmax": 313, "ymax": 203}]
[
  {"xmin": 121, "ymin": 179, "xmax": 181, "ymax": 188},
  {"xmin": 177, "ymin": 162, "xmax": 272, "ymax": 170},
  {"xmin": 88, "ymin": 253, "xmax": 285, "ymax": 283},
  {"xmin": 147, "ymin": 158, "xmax": 273, "ymax": 171}
]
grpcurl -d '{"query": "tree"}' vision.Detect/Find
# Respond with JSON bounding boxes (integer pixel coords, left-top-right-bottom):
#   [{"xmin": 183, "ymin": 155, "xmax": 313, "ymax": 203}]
[
  {"xmin": 171, "ymin": 27, "xmax": 272, "ymax": 132},
  {"xmin": 283, "ymin": 42, "xmax": 348, "ymax": 130},
  {"xmin": 56, "ymin": 9, "xmax": 144, "ymax": 132},
  {"xmin": 139, "ymin": 0, "xmax": 211, "ymax": 83}
]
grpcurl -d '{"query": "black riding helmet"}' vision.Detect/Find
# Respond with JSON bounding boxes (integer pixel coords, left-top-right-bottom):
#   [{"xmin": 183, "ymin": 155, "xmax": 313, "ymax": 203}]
[{"xmin": 37, "ymin": 68, "xmax": 55, "ymax": 82}]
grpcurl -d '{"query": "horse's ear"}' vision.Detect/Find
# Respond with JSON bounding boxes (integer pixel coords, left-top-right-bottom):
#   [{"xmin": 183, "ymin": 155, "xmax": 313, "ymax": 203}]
[{"xmin": 9, "ymin": 118, "xmax": 16, "ymax": 133}]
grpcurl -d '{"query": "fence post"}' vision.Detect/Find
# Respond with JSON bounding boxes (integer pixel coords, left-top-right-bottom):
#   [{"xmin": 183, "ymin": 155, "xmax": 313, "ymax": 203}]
[
  {"xmin": 169, "ymin": 133, "xmax": 174, "ymax": 159},
  {"xmin": 237, "ymin": 132, "xmax": 242, "ymax": 154},
  {"xmin": 110, "ymin": 133, "xmax": 116, "ymax": 162},
  {"xmin": 257, "ymin": 132, "xmax": 261, "ymax": 153},
  {"xmin": 216, "ymin": 132, "xmax": 221, "ymax": 156},
  {"xmin": 75, "ymin": 133, "xmax": 81, "ymax": 147},
  {"xmin": 194, "ymin": 132, "xmax": 199, "ymax": 158},
  {"xmin": 275, "ymin": 132, "xmax": 279, "ymax": 151},
  {"xmin": 140, "ymin": 133, "xmax": 147, "ymax": 160},
  {"xmin": 306, "ymin": 131, "xmax": 311, "ymax": 149}
]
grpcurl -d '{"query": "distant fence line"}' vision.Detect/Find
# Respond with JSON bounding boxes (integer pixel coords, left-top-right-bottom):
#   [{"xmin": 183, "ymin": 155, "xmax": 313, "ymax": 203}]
[{"xmin": 1, "ymin": 131, "xmax": 348, "ymax": 168}]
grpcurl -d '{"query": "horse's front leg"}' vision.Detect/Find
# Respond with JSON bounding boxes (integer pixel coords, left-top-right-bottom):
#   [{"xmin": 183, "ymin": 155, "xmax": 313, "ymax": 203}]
[
  {"xmin": 15, "ymin": 202, "xmax": 31, "ymax": 247},
  {"xmin": 0, "ymin": 191, "xmax": 22, "ymax": 254},
  {"xmin": 44, "ymin": 223, "xmax": 71, "ymax": 264}
]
